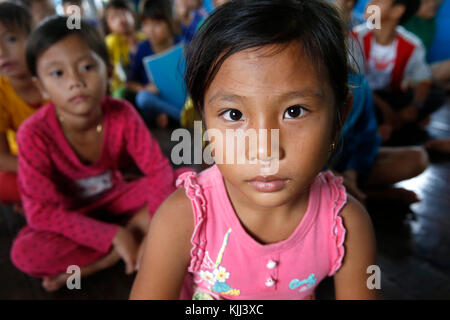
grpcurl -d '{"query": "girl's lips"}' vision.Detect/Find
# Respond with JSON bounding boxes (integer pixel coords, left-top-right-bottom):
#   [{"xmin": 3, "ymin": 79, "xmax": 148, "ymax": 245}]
[
  {"xmin": 69, "ymin": 95, "xmax": 89, "ymax": 103},
  {"xmin": 247, "ymin": 177, "xmax": 289, "ymax": 193},
  {"xmin": 0, "ymin": 61, "xmax": 18, "ymax": 72}
]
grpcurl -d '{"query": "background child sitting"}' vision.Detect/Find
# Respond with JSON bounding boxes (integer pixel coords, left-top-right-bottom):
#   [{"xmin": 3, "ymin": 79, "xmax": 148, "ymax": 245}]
[
  {"xmin": 404, "ymin": 0, "xmax": 450, "ymax": 153},
  {"xmin": 404, "ymin": 0, "xmax": 450, "ymax": 92},
  {"xmin": 10, "ymin": 16, "xmax": 177, "ymax": 292},
  {"xmin": 103, "ymin": 0, "xmax": 145, "ymax": 99},
  {"xmin": 333, "ymin": 0, "xmax": 429, "ymax": 206},
  {"xmin": 0, "ymin": 2, "xmax": 45, "ymax": 208},
  {"xmin": 174, "ymin": 0, "xmax": 207, "ymax": 44},
  {"xmin": 353, "ymin": 0, "xmax": 446, "ymax": 142},
  {"xmin": 128, "ymin": 1, "xmax": 183, "ymax": 128}
]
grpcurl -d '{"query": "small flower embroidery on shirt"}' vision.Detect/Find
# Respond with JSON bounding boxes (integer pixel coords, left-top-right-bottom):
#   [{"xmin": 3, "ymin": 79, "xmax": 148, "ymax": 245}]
[
  {"xmin": 195, "ymin": 228, "xmax": 240, "ymax": 297},
  {"xmin": 199, "ymin": 270, "xmax": 215, "ymax": 285},
  {"xmin": 213, "ymin": 266, "xmax": 230, "ymax": 282}
]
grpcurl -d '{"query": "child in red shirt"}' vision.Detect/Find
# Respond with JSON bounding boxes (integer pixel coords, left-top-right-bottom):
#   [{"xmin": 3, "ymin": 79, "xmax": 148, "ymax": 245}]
[
  {"xmin": 11, "ymin": 16, "xmax": 177, "ymax": 292},
  {"xmin": 353, "ymin": 0, "xmax": 445, "ymax": 141}
]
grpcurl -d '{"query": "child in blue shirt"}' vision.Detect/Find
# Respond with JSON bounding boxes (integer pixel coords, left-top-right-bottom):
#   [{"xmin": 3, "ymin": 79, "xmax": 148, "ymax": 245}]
[
  {"xmin": 175, "ymin": 0, "xmax": 207, "ymax": 43},
  {"xmin": 127, "ymin": 2, "xmax": 182, "ymax": 127}
]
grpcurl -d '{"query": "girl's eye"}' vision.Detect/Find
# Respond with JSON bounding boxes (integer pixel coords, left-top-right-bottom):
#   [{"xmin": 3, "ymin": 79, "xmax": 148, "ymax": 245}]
[
  {"xmin": 81, "ymin": 64, "xmax": 95, "ymax": 71},
  {"xmin": 221, "ymin": 109, "xmax": 245, "ymax": 122},
  {"xmin": 50, "ymin": 70, "xmax": 63, "ymax": 77},
  {"xmin": 283, "ymin": 105, "xmax": 307, "ymax": 119}
]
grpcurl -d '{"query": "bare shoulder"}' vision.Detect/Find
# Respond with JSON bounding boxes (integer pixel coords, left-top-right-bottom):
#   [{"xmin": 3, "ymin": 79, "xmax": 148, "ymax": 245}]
[
  {"xmin": 340, "ymin": 194, "xmax": 374, "ymax": 233},
  {"xmin": 333, "ymin": 195, "xmax": 378, "ymax": 299},
  {"xmin": 337, "ymin": 194, "xmax": 377, "ymax": 265},
  {"xmin": 150, "ymin": 187, "xmax": 194, "ymax": 240},
  {"xmin": 130, "ymin": 187, "xmax": 194, "ymax": 299}
]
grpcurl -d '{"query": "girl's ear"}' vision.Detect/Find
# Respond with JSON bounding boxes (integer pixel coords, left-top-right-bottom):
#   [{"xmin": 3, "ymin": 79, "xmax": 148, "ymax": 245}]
[{"xmin": 32, "ymin": 76, "xmax": 50, "ymax": 100}]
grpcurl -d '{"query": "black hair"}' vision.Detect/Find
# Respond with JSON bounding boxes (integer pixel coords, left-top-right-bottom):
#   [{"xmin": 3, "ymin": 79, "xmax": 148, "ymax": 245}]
[
  {"xmin": 26, "ymin": 15, "xmax": 109, "ymax": 77},
  {"xmin": 185, "ymin": 0, "xmax": 349, "ymax": 134},
  {"xmin": 394, "ymin": 0, "xmax": 420, "ymax": 25},
  {"xmin": 140, "ymin": 0, "xmax": 175, "ymax": 35},
  {"xmin": 0, "ymin": 2, "xmax": 32, "ymax": 35},
  {"xmin": 102, "ymin": 0, "xmax": 134, "ymax": 35}
]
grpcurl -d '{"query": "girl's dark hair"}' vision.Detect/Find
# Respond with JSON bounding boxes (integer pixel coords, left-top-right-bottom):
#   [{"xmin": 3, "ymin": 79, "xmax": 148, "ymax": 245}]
[
  {"xmin": 0, "ymin": 2, "xmax": 32, "ymax": 35},
  {"xmin": 26, "ymin": 16, "xmax": 109, "ymax": 77},
  {"xmin": 140, "ymin": 0, "xmax": 175, "ymax": 35},
  {"xmin": 395, "ymin": 0, "xmax": 420, "ymax": 25},
  {"xmin": 185, "ymin": 0, "xmax": 349, "ymax": 133},
  {"xmin": 102, "ymin": 0, "xmax": 134, "ymax": 35}
]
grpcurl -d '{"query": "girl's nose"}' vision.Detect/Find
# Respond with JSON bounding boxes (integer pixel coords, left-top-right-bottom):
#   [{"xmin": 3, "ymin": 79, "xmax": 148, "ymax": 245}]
[
  {"xmin": 247, "ymin": 116, "xmax": 286, "ymax": 163},
  {"xmin": 250, "ymin": 128, "xmax": 285, "ymax": 163},
  {"xmin": 68, "ymin": 70, "xmax": 85, "ymax": 89}
]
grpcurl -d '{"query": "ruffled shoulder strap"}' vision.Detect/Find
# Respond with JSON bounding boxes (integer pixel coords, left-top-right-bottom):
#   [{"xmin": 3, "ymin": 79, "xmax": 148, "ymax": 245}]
[
  {"xmin": 176, "ymin": 171, "xmax": 208, "ymax": 273},
  {"xmin": 320, "ymin": 171, "xmax": 347, "ymax": 276}
]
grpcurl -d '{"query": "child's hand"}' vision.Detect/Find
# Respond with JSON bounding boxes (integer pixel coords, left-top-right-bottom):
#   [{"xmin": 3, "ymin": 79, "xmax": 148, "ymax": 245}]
[
  {"xmin": 112, "ymin": 227, "xmax": 139, "ymax": 274},
  {"xmin": 145, "ymin": 83, "xmax": 160, "ymax": 95},
  {"xmin": 135, "ymin": 235, "xmax": 147, "ymax": 271}
]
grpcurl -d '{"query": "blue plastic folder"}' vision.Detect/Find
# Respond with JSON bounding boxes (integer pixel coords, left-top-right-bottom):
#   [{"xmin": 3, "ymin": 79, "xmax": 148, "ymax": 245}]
[{"xmin": 143, "ymin": 43, "xmax": 187, "ymax": 110}]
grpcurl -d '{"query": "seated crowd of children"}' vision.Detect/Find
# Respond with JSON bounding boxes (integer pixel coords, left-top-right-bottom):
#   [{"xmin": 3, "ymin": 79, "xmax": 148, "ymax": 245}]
[{"xmin": 0, "ymin": 0, "xmax": 448, "ymax": 299}]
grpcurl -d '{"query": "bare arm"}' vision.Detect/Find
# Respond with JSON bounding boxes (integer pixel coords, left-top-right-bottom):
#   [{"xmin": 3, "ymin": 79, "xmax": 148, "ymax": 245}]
[
  {"xmin": 130, "ymin": 188, "xmax": 194, "ymax": 300},
  {"xmin": 0, "ymin": 133, "xmax": 17, "ymax": 172},
  {"xmin": 126, "ymin": 81, "xmax": 145, "ymax": 94},
  {"xmin": 333, "ymin": 195, "xmax": 379, "ymax": 300}
]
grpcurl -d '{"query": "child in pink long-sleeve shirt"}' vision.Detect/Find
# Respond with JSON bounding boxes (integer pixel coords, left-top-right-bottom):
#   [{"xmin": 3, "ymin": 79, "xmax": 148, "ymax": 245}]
[{"xmin": 10, "ymin": 16, "xmax": 177, "ymax": 292}]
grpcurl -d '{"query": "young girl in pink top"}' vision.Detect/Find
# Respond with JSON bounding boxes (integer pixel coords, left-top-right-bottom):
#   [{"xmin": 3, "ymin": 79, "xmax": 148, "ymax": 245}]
[
  {"xmin": 10, "ymin": 16, "xmax": 177, "ymax": 292},
  {"xmin": 131, "ymin": 0, "xmax": 378, "ymax": 300}
]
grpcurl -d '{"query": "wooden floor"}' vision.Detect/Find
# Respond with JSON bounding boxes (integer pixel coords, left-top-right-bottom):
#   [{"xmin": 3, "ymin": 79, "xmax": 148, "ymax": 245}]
[{"xmin": 0, "ymin": 102, "xmax": 449, "ymax": 300}]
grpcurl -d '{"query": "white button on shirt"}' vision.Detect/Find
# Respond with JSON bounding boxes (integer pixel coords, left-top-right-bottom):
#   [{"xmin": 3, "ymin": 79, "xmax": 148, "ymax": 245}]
[
  {"xmin": 266, "ymin": 260, "xmax": 277, "ymax": 269},
  {"xmin": 265, "ymin": 277, "xmax": 275, "ymax": 287}
]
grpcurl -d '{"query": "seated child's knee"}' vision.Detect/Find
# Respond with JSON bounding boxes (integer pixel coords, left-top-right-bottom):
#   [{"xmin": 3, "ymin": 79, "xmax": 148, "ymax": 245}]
[
  {"xmin": 408, "ymin": 147, "xmax": 429, "ymax": 176},
  {"xmin": 10, "ymin": 233, "xmax": 57, "ymax": 277},
  {"xmin": 10, "ymin": 237, "xmax": 39, "ymax": 276}
]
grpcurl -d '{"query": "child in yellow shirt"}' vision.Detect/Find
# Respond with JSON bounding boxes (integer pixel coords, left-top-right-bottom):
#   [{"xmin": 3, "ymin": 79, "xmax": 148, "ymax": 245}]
[
  {"xmin": 0, "ymin": 3, "xmax": 45, "ymax": 205},
  {"xmin": 103, "ymin": 0, "xmax": 145, "ymax": 99}
]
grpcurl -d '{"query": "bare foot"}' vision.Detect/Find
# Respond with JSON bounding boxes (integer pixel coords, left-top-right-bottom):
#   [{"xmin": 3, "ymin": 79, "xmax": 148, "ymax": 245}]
[
  {"xmin": 156, "ymin": 113, "xmax": 169, "ymax": 128},
  {"xmin": 425, "ymin": 138, "xmax": 450, "ymax": 154},
  {"xmin": 41, "ymin": 249, "xmax": 121, "ymax": 292},
  {"xmin": 42, "ymin": 273, "xmax": 70, "ymax": 292}
]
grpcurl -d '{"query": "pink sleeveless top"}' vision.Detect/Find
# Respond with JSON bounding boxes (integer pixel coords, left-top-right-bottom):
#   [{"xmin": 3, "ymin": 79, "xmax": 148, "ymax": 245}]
[{"xmin": 176, "ymin": 165, "xmax": 347, "ymax": 300}]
